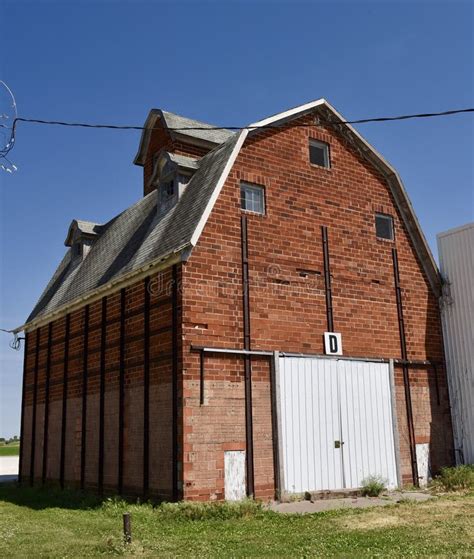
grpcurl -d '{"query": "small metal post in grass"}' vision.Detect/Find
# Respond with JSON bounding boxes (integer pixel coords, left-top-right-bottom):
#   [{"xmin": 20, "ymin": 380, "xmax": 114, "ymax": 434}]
[{"xmin": 123, "ymin": 512, "xmax": 132, "ymax": 544}]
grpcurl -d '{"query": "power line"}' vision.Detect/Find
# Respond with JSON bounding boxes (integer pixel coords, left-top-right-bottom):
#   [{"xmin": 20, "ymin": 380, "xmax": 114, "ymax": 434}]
[
  {"xmin": 8, "ymin": 107, "xmax": 474, "ymax": 133},
  {"xmin": 0, "ymin": 328, "xmax": 23, "ymax": 350},
  {"xmin": 1, "ymin": 106, "xmax": 472, "ymax": 174}
]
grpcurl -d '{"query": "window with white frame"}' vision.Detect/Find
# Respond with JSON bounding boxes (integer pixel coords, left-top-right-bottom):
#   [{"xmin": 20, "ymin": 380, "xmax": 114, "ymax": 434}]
[
  {"xmin": 240, "ymin": 182, "xmax": 265, "ymax": 214},
  {"xmin": 309, "ymin": 139, "xmax": 330, "ymax": 168}
]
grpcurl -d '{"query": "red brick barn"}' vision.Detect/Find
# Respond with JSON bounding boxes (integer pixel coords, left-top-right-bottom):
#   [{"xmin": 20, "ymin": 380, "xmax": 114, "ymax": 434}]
[{"xmin": 16, "ymin": 99, "xmax": 453, "ymax": 501}]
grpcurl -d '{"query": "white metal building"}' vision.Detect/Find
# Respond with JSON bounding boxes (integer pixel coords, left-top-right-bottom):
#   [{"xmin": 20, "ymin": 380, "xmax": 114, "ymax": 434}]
[{"xmin": 437, "ymin": 223, "xmax": 474, "ymax": 465}]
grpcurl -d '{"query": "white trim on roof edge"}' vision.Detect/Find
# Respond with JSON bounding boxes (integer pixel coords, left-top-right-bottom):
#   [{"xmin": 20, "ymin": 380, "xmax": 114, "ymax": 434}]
[
  {"xmin": 190, "ymin": 131, "xmax": 248, "ymax": 246},
  {"xmin": 248, "ymin": 98, "xmax": 327, "ymax": 128},
  {"xmin": 188, "ymin": 98, "xmax": 440, "ymax": 296},
  {"xmin": 14, "ymin": 247, "xmax": 188, "ymax": 334}
]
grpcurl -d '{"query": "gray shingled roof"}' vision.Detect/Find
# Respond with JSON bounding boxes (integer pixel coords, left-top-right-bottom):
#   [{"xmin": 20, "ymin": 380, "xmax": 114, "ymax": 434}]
[
  {"xmin": 161, "ymin": 110, "xmax": 235, "ymax": 145},
  {"xmin": 27, "ymin": 132, "xmax": 242, "ymax": 324},
  {"xmin": 64, "ymin": 219, "xmax": 103, "ymax": 246},
  {"xmin": 75, "ymin": 220, "xmax": 102, "ymax": 235},
  {"xmin": 167, "ymin": 152, "xmax": 199, "ymax": 170}
]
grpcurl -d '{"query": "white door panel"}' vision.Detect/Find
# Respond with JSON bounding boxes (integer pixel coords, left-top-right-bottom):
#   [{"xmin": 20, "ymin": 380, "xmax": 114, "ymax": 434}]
[
  {"xmin": 339, "ymin": 361, "xmax": 398, "ymax": 489},
  {"xmin": 279, "ymin": 357, "xmax": 342, "ymax": 493},
  {"xmin": 278, "ymin": 356, "xmax": 398, "ymax": 494}
]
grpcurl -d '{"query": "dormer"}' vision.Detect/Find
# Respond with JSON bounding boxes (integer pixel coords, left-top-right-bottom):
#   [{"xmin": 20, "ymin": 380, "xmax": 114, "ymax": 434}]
[
  {"xmin": 64, "ymin": 219, "xmax": 102, "ymax": 261},
  {"xmin": 134, "ymin": 109, "xmax": 235, "ymax": 196},
  {"xmin": 150, "ymin": 151, "xmax": 198, "ymax": 215}
]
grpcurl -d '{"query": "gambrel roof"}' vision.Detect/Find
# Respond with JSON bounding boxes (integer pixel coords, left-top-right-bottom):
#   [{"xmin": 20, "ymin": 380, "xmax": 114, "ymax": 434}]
[
  {"xmin": 17, "ymin": 100, "xmax": 440, "ymax": 332},
  {"xmin": 23, "ymin": 132, "xmax": 241, "ymax": 329}
]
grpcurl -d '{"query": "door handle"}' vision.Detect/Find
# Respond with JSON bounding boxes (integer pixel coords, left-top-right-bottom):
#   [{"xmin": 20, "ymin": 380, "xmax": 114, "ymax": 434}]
[{"xmin": 334, "ymin": 440, "xmax": 344, "ymax": 449}]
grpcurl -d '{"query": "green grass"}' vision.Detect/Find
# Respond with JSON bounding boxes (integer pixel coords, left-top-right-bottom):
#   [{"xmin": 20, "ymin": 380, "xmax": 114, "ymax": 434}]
[
  {"xmin": 0, "ymin": 485, "xmax": 473, "ymax": 558},
  {"xmin": 0, "ymin": 443, "xmax": 19, "ymax": 457}
]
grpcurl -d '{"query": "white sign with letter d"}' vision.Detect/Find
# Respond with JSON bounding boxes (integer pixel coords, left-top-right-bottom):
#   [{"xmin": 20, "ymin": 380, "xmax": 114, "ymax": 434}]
[{"xmin": 324, "ymin": 332, "xmax": 343, "ymax": 356}]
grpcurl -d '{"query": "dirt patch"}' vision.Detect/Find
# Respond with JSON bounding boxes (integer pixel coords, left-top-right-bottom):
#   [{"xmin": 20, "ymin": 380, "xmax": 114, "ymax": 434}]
[
  {"xmin": 338, "ymin": 512, "xmax": 406, "ymax": 531},
  {"xmin": 336, "ymin": 497, "xmax": 474, "ymax": 535}
]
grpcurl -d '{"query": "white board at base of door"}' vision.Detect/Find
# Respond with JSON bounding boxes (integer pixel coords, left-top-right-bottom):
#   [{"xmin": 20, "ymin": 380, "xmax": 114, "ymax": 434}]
[
  {"xmin": 278, "ymin": 357, "xmax": 398, "ymax": 494},
  {"xmin": 224, "ymin": 450, "xmax": 246, "ymax": 501}
]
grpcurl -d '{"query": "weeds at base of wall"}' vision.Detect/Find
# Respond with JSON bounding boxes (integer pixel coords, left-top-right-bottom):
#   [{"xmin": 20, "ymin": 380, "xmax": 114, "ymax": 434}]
[
  {"xmin": 360, "ymin": 475, "xmax": 387, "ymax": 497},
  {"xmin": 102, "ymin": 497, "xmax": 264, "ymax": 521},
  {"xmin": 430, "ymin": 465, "xmax": 474, "ymax": 493}
]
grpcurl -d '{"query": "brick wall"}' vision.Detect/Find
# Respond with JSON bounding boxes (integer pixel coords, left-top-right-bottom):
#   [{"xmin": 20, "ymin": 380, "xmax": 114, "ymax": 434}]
[
  {"xmin": 20, "ymin": 267, "xmax": 179, "ymax": 499},
  {"xmin": 180, "ymin": 113, "xmax": 453, "ymax": 499}
]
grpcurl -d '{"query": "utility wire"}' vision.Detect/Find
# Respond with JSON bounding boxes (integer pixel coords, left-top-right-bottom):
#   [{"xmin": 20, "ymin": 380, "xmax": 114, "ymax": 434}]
[
  {"xmin": 7, "ymin": 107, "xmax": 474, "ymax": 133},
  {"xmin": 1, "ymin": 107, "xmax": 472, "ymax": 171},
  {"xmin": 0, "ymin": 328, "xmax": 23, "ymax": 350}
]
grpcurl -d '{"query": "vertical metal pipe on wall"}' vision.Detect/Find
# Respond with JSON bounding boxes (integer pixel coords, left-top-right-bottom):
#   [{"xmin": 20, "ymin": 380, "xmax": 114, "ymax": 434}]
[
  {"xmin": 199, "ymin": 349, "xmax": 205, "ymax": 406},
  {"xmin": 118, "ymin": 288, "xmax": 126, "ymax": 495},
  {"xmin": 321, "ymin": 226, "xmax": 334, "ymax": 332},
  {"xmin": 59, "ymin": 314, "xmax": 71, "ymax": 489},
  {"xmin": 269, "ymin": 351, "xmax": 281, "ymax": 499},
  {"xmin": 98, "ymin": 297, "xmax": 107, "ymax": 494},
  {"xmin": 42, "ymin": 322, "xmax": 53, "ymax": 485},
  {"xmin": 80, "ymin": 305, "xmax": 90, "ymax": 490},
  {"xmin": 143, "ymin": 278, "xmax": 150, "ymax": 499},
  {"xmin": 241, "ymin": 215, "xmax": 255, "ymax": 497},
  {"xmin": 392, "ymin": 248, "xmax": 419, "ymax": 486},
  {"xmin": 18, "ymin": 332, "xmax": 29, "ymax": 485},
  {"xmin": 30, "ymin": 328, "xmax": 40, "ymax": 486},
  {"xmin": 172, "ymin": 265, "xmax": 179, "ymax": 501}
]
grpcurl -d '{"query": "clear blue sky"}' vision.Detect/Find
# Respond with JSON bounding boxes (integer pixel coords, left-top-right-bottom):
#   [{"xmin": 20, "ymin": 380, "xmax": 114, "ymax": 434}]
[{"xmin": 0, "ymin": 1, "xmax": 472, "ymax": 438}]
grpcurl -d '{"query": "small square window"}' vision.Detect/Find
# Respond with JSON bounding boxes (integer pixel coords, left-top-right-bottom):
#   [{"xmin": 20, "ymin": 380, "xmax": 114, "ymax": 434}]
[
  {"xmin": 309, "ymin": 139, "xmax": 330, "ymax": 168},
  {"xmin": 240, "ymin": 182, "xmax": 265, "ymax": 214},
  {"xmin": 375, "ymin": 213, "xmax": 394, "ymax": 240}
]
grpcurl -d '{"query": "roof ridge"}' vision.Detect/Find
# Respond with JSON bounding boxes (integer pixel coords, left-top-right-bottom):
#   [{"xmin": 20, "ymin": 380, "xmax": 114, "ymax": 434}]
[{"xmin": 160, "ymin": 109, "xmax": 233, "ymax": 131}]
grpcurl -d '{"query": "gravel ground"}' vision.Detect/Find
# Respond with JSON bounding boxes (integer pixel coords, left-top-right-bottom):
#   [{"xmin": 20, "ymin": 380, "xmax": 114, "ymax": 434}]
[{"xmin": 269, "ymin": 491, "xmax": 433, "ymax": 514}]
